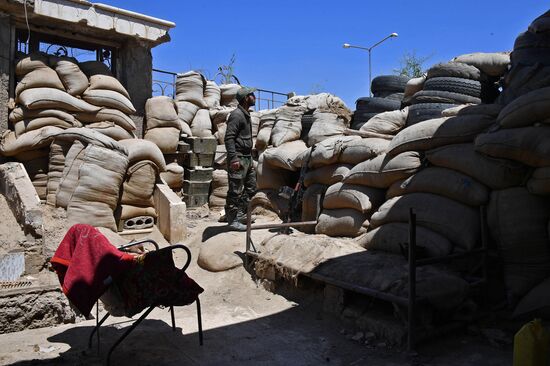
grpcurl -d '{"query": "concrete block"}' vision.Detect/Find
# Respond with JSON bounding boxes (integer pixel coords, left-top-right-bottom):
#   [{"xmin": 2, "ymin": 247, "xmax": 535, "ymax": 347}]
[
  {"xmin": 0, "ymin": 163, "xmax": 42, "ymax": 238},
  {"xmin": 153, "ymin": 183, "xmax": 186, "ymax": 244}
]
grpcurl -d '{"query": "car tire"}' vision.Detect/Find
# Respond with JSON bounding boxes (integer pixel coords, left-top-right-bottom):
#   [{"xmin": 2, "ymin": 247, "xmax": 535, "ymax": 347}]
[{"xmin": 424, "ymin": 77, "xmax": 482, "ymax": 98}]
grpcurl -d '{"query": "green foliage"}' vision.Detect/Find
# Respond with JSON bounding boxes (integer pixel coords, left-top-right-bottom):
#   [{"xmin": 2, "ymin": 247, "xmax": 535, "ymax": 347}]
[
  {"xmin": 394, "ymin": 51, "xmax": 431, "ymax": 78},
  {"xmin": 216, "ymin": 53, "xmax": 240, "ymax": 84}
]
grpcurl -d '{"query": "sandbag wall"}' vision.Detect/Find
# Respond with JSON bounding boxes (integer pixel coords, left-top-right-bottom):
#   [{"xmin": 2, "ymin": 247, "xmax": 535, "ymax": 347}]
[{"xmin": 3, "ymin": 51, "xmax": 168, "ymax": 232}]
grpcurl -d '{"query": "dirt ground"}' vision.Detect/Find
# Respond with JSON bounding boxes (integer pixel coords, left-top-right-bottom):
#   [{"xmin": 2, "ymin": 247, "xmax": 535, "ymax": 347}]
[{"xmin": 0, "ymin": 209, "xmax": 513, "ymax": 366}]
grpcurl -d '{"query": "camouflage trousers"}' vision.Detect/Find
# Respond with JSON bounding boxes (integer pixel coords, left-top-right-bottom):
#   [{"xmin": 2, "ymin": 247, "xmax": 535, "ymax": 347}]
[{"xmin": 225, "ymin": 156, "xmax": 256, "ymax": 224}]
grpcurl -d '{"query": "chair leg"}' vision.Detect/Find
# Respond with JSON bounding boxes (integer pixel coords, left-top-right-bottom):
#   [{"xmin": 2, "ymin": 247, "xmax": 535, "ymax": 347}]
[
  {"xmin": 196, "ymin": 298, "xmax": 203, "ymax": 346},
  {"xmin": 106, "ymin": 306, "xmax": 155, "ymax": 366},
  {"xmin": 170, "ymin": 306, "xmax": 176, "ymax": 331},
  {"xmin": 88, "ymin": 312, "xmax": 110, "ymax": 350}
]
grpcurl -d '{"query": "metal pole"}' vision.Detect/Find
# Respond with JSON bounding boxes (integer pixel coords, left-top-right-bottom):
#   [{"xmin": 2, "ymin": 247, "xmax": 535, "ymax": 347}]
[
  {"xmin": 368, "ymin": 49, "xmax": 372, "ymax": 97},
  {"xmin": 408, "ymin": 208, "xmax": 416, "ymax": 353}
]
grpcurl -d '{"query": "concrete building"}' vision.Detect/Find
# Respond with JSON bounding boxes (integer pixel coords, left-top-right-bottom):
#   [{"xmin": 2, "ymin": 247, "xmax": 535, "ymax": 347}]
[{"xmin": 0, "ymin": 0, "xmax": 175, "ymax": 137}]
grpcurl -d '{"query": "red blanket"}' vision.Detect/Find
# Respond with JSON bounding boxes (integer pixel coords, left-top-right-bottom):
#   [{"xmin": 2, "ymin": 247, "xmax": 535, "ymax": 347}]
[{"xmin": 51, "ymin": 224, "xmax": 135, "ymax": 316}]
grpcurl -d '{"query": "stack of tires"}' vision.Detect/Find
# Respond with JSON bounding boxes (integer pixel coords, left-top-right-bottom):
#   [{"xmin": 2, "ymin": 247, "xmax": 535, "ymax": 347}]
[
  {"xmin": 404, "ymin": 59, "xmax": 503, "ymax": 127},
  {"xmin": 351, "ymin": 75, "xmax": 408, "ymax": 130}
]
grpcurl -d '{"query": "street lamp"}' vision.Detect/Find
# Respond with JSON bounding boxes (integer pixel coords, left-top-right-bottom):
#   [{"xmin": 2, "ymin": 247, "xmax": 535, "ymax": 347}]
[{"xmin": 343, "ymin": 32, "xmax": 398, "ymax": 96}]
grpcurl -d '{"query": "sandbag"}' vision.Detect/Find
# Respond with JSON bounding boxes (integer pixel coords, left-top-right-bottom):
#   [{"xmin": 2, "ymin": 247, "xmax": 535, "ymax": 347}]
[
  {"xmin": 85, "ymin": 122, "xmax": 136, "ymax": 141},
  {"xmin": 497, "ymin": 87, "xmax": 550, "ymax": 128},
  {"xmin": 14, "ymin": 117, "xmax": 81, "ymax": 137},
  {"xmin": 191, "ymin": 109, "xmax": 212, "ymax": 137},
  {"xmin": 78, "ymin": 61, "xmax": 112, "ymax": 77},
  {"xmin": 209, "ymin": 169, "xmax": 228, "ymax": 208},
  {"xmin": 52, "ymin": 127, "xmax": 127, "ymax": 154},
  {"xmin": 404, "ymin": 76, "xmax": 425, "ymax": 98},
  {"xmin": 343, "ymin": 152, "xmax": 422, "ymax": 189},
  {"xmin": 309, "ymin": 135, "xmax": 361, "ymax": 168},
  {"xmin": 250, "ymin": 111, "xmax": 261, "ymax": 137},
  {"xmin": 75, "ymin": 108, "xmax": 136, "ymax": 131},
  {"xmin": 476, "ymin": 126, "xmax": 550, "ymax": 167},
  {"xmin": 82, "ymin": 89, "xmax": 136, "ymax": 114},
  {"xmin": 160, "ymin": 162, "xmax": 183, "ymax": 189},
  {"xmin": 513, "ymin": 277, "xmax": 550, "ymax": 319},
  {"xmin": 301, "ymin": 184, "xmax": 326, "ymax": 233},
  {"xmin": 371, "ymin": 193, "xmax": 480, "ymax": 250},
  {"xmin": 204, "ymin": 80, "xmax": 221, "ymax": 108},
  {"xmin": 262, "ymin": 140, "xmax": 308, "ymax": 172},
  {"xmin": 426, "ymin": 143, "xmax": 529, "ymax": 190},
  {"xmin": 66, "ymin": 145, "xmax": 129, "ymax": 231},
  {"xmin": 488, "ymin": 187, "xmax": 550, "ymax": 303},
  {"xmin": 219, "ymin": 83, "xmax": 240, "ymax": 107},
  {"xmin": 145, "ymin": 96, "xmax": 180, "ymax": 130},
  {"xmin": 15, "ymin": 67, "xmax": 65, "ymax": 97},
  {"xmin": 307, "ymin": 110, "xmax": 347, "ymax": 146},
  {"xmin": 176, "ymin": 101, "xmax": 200, "ymax": 126},
  {"xmin": 304, "ymin": 164, "xmax": 352, "ymax": 187},
  {"xmin": 175, "ymin": 71, "xmax": 206, "ymax": 108},
  {"xmin": 303, "ymin": 93, "xmax": 352, "ymax": 122},
  {"xmin": 388, "ymin": 114, "xmax": 495, "ymax": 156},
  {"xmin": 143, "ymin": 127, "xmax": 180, "ymax": 154},
  {"xmin": 357, "ymin": 223, "xmax": 453, "ymax": 258},
  {"xmin": 180, "ymin": 120, "xmax": 192, "ymax": 137},
  {"xmin": 452, "ymin": 52, "xmax": 510, "ymax": 77},
  {"xmin": 323, "ymin": 182, "xmax": 385, "ymax": 213},
  {"xmin": 214, "ymin": 123, "xmax": 226, "ymax": 144},
  {"xmin": 271, "ymin": 105, "xmax": 306, "ymax": 146},
  {"xmin": 46, "ymin": 141, "xmax": 72, "ymax": 206},
  {"xmin": 256, "ymin": 153, "xmax": 295, "ymax": 190},
  {"xmin": 50, "ymin": 56, "xmax": 89, "ymax": 96},
  {"xmin": 359, "ymin": 108, "xmax": 408, "ymax": 135},
  {"xmin": 255, "ymin": 109, "xmax": 277, "ymax": 151},
  {"xmin": 315, "ymin": 208, "xmax": 369, "ymax": 237},
  {"xmin": 10, "ymin": 107, "xmax": 76, "ymax": 125},
  {"xmin": 387, "ymin": 167, "xmax": 489, "ymax": 206},
  {"xmin": 0, "ymin": 126, "xmax": 62, "ymax": 157},
  {"xmin": 55, "ymin": 140, "xmax": 86, "ymax": 209},
  {"xmin": 88, "ymin": 74, "xmax": 130, "ymax": 99},
  {"xmin": 18, "ymin": 88, "xmax": 100, "ymax": 113},
  {"xmin": 118, "ymin": 139, "xmax": 166, "ymax": 171},
  {"xmin": 121, "ymin": 160, "xmax": 158, "ymax": 207},
  {"xmin": 338, "ymin": 138, "xmax": 389, "ymax": 165},
  {"xmin": 442, "ymin": 103, "xmax": 502, "ymax": 118},
  {"xmin": 15, "ymin": 52, "xmax": 49, "ymax": 76},
  {"xmin": 527, "ymin": 167, "xmax": 550, "ymax": 195}
]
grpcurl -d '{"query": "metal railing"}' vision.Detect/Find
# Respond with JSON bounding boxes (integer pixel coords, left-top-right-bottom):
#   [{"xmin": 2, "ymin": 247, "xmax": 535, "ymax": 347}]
[
  {"xmin": 152, "ymin": 68, "xmax": 290, "ymax": 109},
  {"xmin": 152, "ymin": 68, "xmax": 177, "ymax": 98}
]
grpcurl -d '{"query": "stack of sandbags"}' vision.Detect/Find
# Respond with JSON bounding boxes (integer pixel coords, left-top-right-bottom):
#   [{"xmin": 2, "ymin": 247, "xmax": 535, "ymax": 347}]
[
  {"xmin": 143, "ymin": 96, "xmax": 183, "ymax": 153},
  {"xmin": 499, "ymin": 12, "xmax": 550, "ymax": 104},
  {"xmin": 117, "ymin": 139, "xmax": 166, "ymax": 227},
  {"xmin": 175, "ymin": 71, "xmax": 211, "ymax": 137},
  {"xmin": 220, "ymin": 83, "xmax": 241, "ymax": 107},
  {"xmin": 487, "ymin": 187, "xmax": 550, "ymax": 307},
  {"xmin": 209, "ymin": 169, "xmax": 228, "ymax": 209},
  {"xmin": 76, "ymin": 60, "xmax": 136, "ymax": 140},
  {"xmin": 306, "ymin": 135, "xmax": 389, "ymax": 237},
  {"xmin": 404, "ymin": 59, "xmax": 503, "ymax": 126},
  {"xmin": 270, "ymin": 105, "xmax": 307, "ymax": 147},
  {"xmin": 358, "ymin": 107, "xmax": 408, "ymax": 137},
  {"xmin": 160, "ymin": 162, "xmax": 184, "ymax": 193},
  {"xmin": 43, "ymin": 128, "xmax": 130, "ymax": 231},
  {"xmin": 255, "ymin": 108, "xmax": 278, "ymax": 152},
  {"xmin": 18, "ymin": 150, "xmax": 49, "ymax": 200}
]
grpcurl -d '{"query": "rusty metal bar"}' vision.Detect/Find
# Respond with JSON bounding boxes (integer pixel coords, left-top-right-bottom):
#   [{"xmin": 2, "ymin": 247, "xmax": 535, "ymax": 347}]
[
  {"xmin": 249, "ymin": 221, "xmax": 318, "ymax": 231},
  {"xmin": 408, "ymin": 208, "xmax": 417, "ymax": 353}
]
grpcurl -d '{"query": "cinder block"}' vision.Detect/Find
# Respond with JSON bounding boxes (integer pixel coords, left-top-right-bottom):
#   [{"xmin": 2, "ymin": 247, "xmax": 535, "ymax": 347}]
[{"xmin": 153, "ymin": 183, "xmax": 186, "ymax": 244}]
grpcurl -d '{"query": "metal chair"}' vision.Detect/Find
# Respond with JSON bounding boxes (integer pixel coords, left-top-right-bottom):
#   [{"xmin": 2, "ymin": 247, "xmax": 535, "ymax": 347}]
[{"xmin": 87, "ymin": 239, "xmax": 203, "ymax": 365}]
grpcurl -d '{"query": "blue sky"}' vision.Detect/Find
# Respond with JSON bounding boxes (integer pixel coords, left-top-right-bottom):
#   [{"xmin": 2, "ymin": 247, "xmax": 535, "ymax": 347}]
[{"xmin": 101, "ymin": 1, "xmax": 548, "ymax": 108}]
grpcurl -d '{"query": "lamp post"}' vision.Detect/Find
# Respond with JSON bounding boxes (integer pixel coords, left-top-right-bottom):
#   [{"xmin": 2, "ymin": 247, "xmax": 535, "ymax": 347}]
[{"xmin": 343, "ymin": 32, "xmax": 398, "ymax": 96}]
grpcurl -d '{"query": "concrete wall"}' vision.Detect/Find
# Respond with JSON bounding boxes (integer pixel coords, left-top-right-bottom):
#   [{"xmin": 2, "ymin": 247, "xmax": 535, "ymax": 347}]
[
  {"xmin": 0, "ymin": 12, "xmax": 10, "ymax": 137},
  {"xmin": 118, "ymin": 40, "xmax": 152, "ymax": 138}
]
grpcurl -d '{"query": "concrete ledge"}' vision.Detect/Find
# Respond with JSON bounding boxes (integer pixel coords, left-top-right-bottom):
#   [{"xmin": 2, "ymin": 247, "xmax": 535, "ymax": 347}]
[
  {"xmin": 153, "ymin": 183, "xmax": 186, "ymax": 244},
  {"xmin": 0, "ymin": 163, "xmax": 42, "ymax": 238}
]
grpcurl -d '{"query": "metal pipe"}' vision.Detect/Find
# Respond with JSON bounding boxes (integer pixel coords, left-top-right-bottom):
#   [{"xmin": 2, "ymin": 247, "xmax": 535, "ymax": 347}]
[
  {"xmin": 408, "ymin": 208, "xmax": 416, "ymax": 353},
  {"xmin": 248, "ymin": 221, "xmax": 318, "ymax": 231}
]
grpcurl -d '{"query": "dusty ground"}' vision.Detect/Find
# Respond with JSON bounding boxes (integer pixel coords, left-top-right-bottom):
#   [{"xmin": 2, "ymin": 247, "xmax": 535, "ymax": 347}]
[{"xmin": 0, "ymin": 208, "xmax": 513, "ymax": 366}]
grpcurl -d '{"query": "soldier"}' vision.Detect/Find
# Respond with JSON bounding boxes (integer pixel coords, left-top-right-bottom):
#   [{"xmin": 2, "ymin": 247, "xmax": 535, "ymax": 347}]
[{"xmin": 224, "ymin": 86, "xmax": 257, "ymax": 231}]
